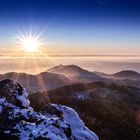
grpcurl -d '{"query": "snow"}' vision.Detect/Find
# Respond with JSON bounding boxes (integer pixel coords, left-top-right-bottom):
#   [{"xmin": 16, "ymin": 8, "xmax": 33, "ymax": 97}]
[
  {"xmin": 14, "ymin": 119, "xmax": 70, "ymax": 140},
  {"xmin": 44, "ymin": 104, "xmax": 99, "ymax": 140},
  {"xmin": 0, "ymin": 98, "xmax": 98, "ymax": 140},
  {"xmin": 0, "ymin": 98, "xmax": 71, "ymax": 140},
  {"xmin": 75, "ymin": 91, "xmax": 90, "ymax": 100},
  {"xmin": 4, "ymin": 130, "xmax": 10, "ymax": 134},
  {"xmin": 16, "ymin": 87, "xmax": 30, "ymax": 108},
  {"xmin": 0, "ymin": 79, "xmax": 99, "ymax": 140},
  {"xmin": 0, "ymin": 106, "xmax": 2, "ymax": 113}
]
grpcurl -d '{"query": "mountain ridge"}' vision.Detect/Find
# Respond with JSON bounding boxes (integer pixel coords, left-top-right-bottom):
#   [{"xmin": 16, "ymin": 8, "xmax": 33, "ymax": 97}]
[
  {"xmin": 95, "ymin": 70, "xmax": 140, "ymax": 80},
  {"xmin": 0, "ymin": 65, "xmax": 139, "ymax": 94},
  {"xmin": 113, "ymin": 70, "xmax": 140, "ymax": 79}
]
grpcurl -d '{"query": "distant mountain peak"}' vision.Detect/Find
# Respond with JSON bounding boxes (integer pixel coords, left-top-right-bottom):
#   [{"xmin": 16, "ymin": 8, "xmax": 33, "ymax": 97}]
[
  {"xmin": 47, "ymin": 64, "xmax": 102, "ymax": 83},
  {"xmin": 113, "ymin": 70, "xmax": 140, "ymax": 79},
  {"xmin": 114, "ymin": 70, "xmax": 140, "ymax": 76},
  {"xmin": 47, "ymin": 64, "xmax": 84, "ymax": 72},
  {"xmin": 47, "ymin": 64, "xmax": 94, "ymax": 76}
]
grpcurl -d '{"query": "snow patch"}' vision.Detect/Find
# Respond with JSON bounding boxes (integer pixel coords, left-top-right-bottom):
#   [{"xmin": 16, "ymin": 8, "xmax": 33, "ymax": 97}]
[
  {"xmin": 16, "ymin": 87, "xmax": 30, "ymax": 108},
  {"xmin": 44, "ymin": 104, "xmax": 99, "ymax": 140},
  {"xmin": 75, "ymin": 91, "xmax": 90, "ymax": 100}
]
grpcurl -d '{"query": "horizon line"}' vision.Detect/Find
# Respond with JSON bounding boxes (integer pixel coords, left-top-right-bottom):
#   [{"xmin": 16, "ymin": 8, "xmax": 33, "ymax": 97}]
[
  {"xmin": 1, "ymin": 66, "xmax": 139, "ymax": 75},
  {"xmin": 0, "ymin": 54, "xmax": 140, "ymax": 58}
]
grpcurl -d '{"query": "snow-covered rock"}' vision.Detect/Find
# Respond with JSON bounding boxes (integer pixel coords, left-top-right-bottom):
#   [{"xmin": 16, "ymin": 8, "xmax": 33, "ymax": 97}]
[
  {"xmin": 0, "ymin": 79, "xmax": 30, "ymax": 108},
  {"xmin": 41, "ymin": 104, "xmax": 99, "ymax": 140},
  {"xmin": 0, "ymin": 79, "xmax": 99, "ymax": 140}
]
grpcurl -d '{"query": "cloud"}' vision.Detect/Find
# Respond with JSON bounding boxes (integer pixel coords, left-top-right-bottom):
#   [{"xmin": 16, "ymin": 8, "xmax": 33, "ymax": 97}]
[{"xmin": 96, "ymin": 1, "xmax": 108, "ymax": 6}]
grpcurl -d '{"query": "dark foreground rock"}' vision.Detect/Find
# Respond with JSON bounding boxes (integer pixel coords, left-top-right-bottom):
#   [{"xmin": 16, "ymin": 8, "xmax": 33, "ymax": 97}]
[{"xmin": 0, "ymin": 79, "xmax": 98, "ymax": 140}]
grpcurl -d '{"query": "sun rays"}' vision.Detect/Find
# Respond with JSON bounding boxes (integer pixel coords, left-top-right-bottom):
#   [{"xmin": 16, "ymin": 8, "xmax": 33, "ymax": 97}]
[
  {"xmin": 16, "ymin": 31, "xmax": 42, "ymax": 54},
  {"xmin": 11, "ymin": 29, "xmax": 56, "ymax": 100}
]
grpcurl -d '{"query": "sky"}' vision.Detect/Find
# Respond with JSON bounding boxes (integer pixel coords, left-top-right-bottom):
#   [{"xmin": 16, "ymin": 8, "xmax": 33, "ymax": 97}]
[
  {"xmin": 0, "ymin": 0, "xmax": 140, "ymax": 74},
  {"xmin": 0, "ymin": 0, "xmax": 140, "ymax": 56}
]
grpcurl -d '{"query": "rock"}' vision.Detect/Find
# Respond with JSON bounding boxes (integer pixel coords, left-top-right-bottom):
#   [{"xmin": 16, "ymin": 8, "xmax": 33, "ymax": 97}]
[
  {"xmin": 41, "ymin": 104, "xmax": 99, "ymax": 140},
  {"xmin": 0, "ymin": 79, "xmax": 30, "ymax": 108},
  {"xmin": 0, "ymin": 79, "xmax": 99, "ymax": 140}
]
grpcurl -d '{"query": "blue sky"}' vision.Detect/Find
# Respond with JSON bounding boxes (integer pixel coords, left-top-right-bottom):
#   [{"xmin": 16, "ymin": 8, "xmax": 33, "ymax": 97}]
[{"xmin": 0, "ymin": 0, "xmax": 140, "ymax": 55}]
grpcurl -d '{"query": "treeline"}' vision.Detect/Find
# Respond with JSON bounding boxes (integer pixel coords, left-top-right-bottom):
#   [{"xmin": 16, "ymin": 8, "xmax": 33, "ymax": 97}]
[{"xmin": 29, "ymin": 82, "xmax": 140, "ymax": 140}]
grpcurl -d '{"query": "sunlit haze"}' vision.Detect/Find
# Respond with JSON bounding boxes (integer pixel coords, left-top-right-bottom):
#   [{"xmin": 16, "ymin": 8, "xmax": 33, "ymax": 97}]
[{"xmin": 0, "ymin": 0, "xmax": 139, "ymax": 74}]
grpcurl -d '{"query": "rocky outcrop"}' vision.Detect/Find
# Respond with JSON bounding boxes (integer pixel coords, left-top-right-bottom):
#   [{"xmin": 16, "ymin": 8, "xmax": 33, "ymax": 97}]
[
  {"xmin": 0, "ymin": 79, "xmax": 99, "ymax": 140},
  {"xmin": 0, "ymin": 79, "xmax": 30, "ymax": 108}
]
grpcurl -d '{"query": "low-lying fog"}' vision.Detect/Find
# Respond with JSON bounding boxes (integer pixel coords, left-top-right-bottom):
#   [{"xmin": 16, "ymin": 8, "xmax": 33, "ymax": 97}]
[{"xmin": 0, "ymin": 56, "xmax": 140, "ymax": 74}]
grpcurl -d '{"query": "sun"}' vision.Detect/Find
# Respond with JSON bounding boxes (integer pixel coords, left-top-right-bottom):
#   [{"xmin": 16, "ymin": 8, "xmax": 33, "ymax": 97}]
[
  {"xmin": 17, "ymin": 31, "xmax": 43, "ymax": 54},
  {"xmin": 22, "ymin": 37, "xmax": 39, "ymax": 52}
]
